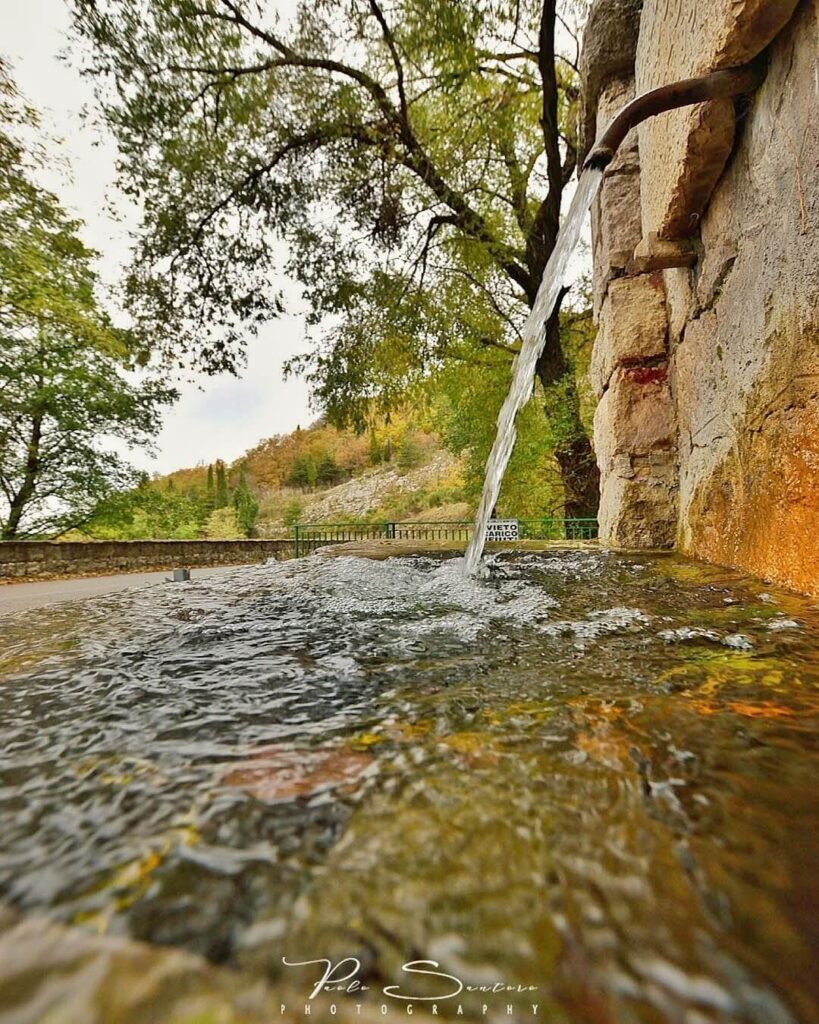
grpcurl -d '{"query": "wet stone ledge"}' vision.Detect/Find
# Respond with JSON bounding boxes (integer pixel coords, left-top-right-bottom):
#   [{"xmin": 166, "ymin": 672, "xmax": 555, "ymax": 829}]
[{"xmin": 0, "ymin": 539, "xmax": 294, "ymax": 581}]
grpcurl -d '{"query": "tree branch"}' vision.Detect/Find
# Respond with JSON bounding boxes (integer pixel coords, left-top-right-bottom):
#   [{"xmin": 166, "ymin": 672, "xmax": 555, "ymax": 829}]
[
  {"xmin": 480, "ymin": 336, "xmax": 521, "ymax": 355},
  {"xmin": 176, "ymin": 122, "xmax": 381, "ymax": 264},
  {"xmin": 498, "ymin": 136, "xmax": 531, "ymax": 235},
  {"xmin": 192, "ymin": 0, "xmax": 533, "ymax": 296},
  {"xmin": 368, "ymin": 0, "xmax": 409, "ymax": 122},
  {"xmin": 210, "ymin": 0, "xmax": 399, "ymax": 123}
]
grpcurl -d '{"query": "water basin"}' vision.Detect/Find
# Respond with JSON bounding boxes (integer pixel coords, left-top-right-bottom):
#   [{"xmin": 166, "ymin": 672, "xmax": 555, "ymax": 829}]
[{"xmin": 0, "ymin": 550, "xmax": 817, "ymax": 1023}]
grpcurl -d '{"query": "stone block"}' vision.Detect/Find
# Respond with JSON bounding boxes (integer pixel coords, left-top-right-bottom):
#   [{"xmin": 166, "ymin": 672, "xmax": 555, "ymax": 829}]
[
  {"xmin": 639, "ymin": 97, "xmax": 737, "ymax": 239},
  {"xmin": 636, "ymin": 0, "xmax": 799, "ymax": 238},
  {"xmin": 590, "ymin": 168, "xmax": 644, "ymax": 316},
  {"xmin": 596, "ymin": 77, "xmax": 640, "ymax": 177},
  {"xmin": 600, "ymin": 169, "xmax": 644, "ymax": 262},
  {"xmin": 594, "ymin": 364, "xmax": 677, "ymax": 475},
  {"xmin": 630, "ymin": 232, "xmax": 697, "ymax": 273},
  {"xmin": 598, "ymin": 471, "xmax": 678, "ymax": 549},
  {"xmin": 579, "ymin": 0, "xmax": 643, "ymax": 162},
  {"xmin": 590, "ymin": 273, "xmax": 668, "ymax": 396},
  {"xmin": 590, "ymin": 76, "xmax": 643, "ymax": 316},
  {"xmin": 662, "ymin": 267, "xmax": 696, "ymax": 349}
]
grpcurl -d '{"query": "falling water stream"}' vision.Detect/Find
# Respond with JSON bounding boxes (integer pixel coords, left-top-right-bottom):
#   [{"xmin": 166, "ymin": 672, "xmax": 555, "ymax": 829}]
[{"xmin": 464, "ymin": 169, "xmax": 605, "ymax": 574}]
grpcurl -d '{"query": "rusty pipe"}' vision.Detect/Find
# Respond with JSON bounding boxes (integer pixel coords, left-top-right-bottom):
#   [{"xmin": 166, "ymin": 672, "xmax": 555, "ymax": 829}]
[{"xmin": 583, "ymin": 60, "xmax": 767, "ymax": 171}]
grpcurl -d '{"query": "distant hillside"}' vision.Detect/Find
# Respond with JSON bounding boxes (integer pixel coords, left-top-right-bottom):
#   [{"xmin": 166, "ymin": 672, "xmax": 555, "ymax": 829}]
[
  {"xmin": 84, "ymin": 412, "xmax": 469, "ymax": 541},
  {"xmin": 299, "ymin": 450, "xmax": 468, "ymax": 525}
]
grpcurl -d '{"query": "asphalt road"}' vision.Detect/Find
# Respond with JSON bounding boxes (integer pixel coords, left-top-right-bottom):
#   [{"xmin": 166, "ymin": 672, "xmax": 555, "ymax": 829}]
[{"xmin": 0, "ymin": 565, "xmax": 245, "ymax": 616}]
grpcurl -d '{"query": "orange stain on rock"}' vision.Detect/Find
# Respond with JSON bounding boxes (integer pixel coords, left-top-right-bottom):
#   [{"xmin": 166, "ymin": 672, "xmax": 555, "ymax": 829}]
[{"xmin": 685, "ymin": 395, "xmax": 819, "ymax": 597}]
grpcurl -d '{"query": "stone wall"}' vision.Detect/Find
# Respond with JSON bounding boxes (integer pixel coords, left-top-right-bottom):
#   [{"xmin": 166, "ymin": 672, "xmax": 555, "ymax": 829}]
[
  {"xmin": 586, "ymin": 18, "xmax": 680, "ymax": 549},
  {"xmin": 584, "ymin": 0, "xmax": 819, "ymax": 595},
  {"xmin": 0, "ymin": 539, "xmax": 293, "ymax": 581}
]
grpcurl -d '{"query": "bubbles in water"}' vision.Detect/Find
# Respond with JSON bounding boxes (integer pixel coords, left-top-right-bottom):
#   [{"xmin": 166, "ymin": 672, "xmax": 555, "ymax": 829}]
[{"xmin": 1, "ymin": 551, "xmax": 818, "ymax": 1024}]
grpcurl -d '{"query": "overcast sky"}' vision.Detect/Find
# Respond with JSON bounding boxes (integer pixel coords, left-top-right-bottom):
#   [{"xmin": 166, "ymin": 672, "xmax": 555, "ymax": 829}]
[{"xmin": 3, "ymin": 0, "xmax": 314, "ymax": 475}]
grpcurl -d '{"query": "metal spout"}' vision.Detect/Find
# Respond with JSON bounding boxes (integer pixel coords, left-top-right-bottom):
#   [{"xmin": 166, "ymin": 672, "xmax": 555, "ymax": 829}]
[{"xmin": 583, "ymin": 61, "xmax": 766, "ymax": 171}]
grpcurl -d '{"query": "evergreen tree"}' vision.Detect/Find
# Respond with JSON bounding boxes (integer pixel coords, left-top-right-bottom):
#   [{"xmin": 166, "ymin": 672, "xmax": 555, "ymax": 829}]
[
  {"xmin": 214, "ymin": 460, "xmax": 229, "ymax": 508},
  {"xmin": 316, "ymin": 453, "xmax": 343, "ymax": 486},
  {"xmin": 232, "ymin": 466, "xmax": 259, "ymax": 537},
  {"xmin": 397, "ymin": 433, "xmax": 423, "ymax": 472},
  {"xmin": 369, "ymin": 432, "xmax": 383, "ymax": 466}
]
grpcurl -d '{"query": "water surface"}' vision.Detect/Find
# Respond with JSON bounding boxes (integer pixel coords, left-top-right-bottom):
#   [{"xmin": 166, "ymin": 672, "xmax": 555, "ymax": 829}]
[{"xmin": 0, "ymin": 550, "xmax": 817, "ymax": 1023}]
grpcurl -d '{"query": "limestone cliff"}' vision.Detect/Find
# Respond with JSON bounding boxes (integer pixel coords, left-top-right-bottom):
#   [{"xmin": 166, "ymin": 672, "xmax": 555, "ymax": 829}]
[{"xmin": 583, "ymin": 0, "xmax": 819, "ymax": 595}]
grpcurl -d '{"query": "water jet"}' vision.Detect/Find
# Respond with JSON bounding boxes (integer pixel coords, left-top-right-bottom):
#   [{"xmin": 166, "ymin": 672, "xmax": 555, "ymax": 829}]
[{"xmin": 464, "ymin": 60, "xmax": 767, "ymax": 575}]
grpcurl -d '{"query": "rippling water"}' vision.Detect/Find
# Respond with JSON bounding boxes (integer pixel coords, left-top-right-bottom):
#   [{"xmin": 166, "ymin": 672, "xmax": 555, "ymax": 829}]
[{"xmin": 0, "ymin": 550, "xmax": 818, "ymax": 1023}]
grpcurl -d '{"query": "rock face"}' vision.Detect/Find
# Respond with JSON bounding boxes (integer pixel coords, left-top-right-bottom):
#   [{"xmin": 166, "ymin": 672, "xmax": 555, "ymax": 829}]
[
  {"xmin": 583, "ymin": 0, "xmax": 819, "ymax": 595},
  {"xmin": 636, "ymin": 0, "xmax": 800, "ymax": 238},
  {"xmin": 579, "ymin": 0, "xmax": 643, "ymax": 163},
  {"xmin": 585, "ymin": 4, "xmax": 679, "ymax": 549},
  {"xmin": 301, "ymin": 451, "xmax": 461, "ymax": 522},
  {"xmin": 594, "ymin": 366, "xmax": 678, "ymax": 548},
  {"xmin": 672, "ymin": 0, "xmax": 819, "ymax": 595},
  {"xmin": 589, "ymin": 77, "xmax": 643, "ymax": 313}
]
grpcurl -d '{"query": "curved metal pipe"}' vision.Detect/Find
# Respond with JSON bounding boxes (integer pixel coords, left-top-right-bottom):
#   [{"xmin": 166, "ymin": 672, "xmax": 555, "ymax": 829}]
[{"xmin": 583, "ymin": 61, "xmax": 766, "ymax": 171}]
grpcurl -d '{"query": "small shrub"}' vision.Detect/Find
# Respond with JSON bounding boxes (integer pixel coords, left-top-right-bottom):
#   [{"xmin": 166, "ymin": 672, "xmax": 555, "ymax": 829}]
[
  {"xmin": 283, "ymin": 499, "xmax": 304, "ymax": 527},
  {"xmin": 203, "ymin": 507, "xmax": 242, "ymax": 539}
]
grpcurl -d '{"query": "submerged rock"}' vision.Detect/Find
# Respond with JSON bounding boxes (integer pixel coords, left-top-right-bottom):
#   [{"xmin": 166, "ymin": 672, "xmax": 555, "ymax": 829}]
[{"xmin": 222, "ymin": 746, "xmax": 376, "ymax": 802}]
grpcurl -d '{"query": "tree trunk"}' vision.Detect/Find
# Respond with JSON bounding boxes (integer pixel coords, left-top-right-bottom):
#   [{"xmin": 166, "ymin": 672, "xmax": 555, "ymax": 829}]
[
  {"xmin": 535, "ymin": 307, "xmax": 600, "ymax": 519},
  {"xmin": 525, "ymin": 0, "xmax": 600, "ymax": 520},
  {"xmin": 2, "ymin": 414, "xmax": 43, "ymax": 540},
  {"xmin": 553, "ymin": 433, "xmax": 601, "ymax": 519}
]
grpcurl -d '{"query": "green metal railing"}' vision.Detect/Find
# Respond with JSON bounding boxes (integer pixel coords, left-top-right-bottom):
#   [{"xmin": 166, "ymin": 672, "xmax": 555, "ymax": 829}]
[
  {"xmin": 519, "ymin": 517, "xmax": 599, "ymax": 541},
  {"xmin": 292, "ymin": 518, "xmax": 598, "ymax": 556}
]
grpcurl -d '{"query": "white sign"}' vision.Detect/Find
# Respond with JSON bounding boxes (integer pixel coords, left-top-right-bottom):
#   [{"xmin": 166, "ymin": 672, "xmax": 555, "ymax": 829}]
[{"xmin": 486, "ymin": 519, "xmax": 519, "ymax": 541}]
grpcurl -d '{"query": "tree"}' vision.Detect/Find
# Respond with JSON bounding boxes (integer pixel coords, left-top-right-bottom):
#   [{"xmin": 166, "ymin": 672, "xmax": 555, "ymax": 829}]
[
  {"xmin": 0, "ymin": 333, "xmax": 177, "ymax": 539},
  {"xmin": 397, "ymin": 431, "xmax": 423, "ymax": 472},
  {"xmin": 283, "ymin": 497, "xmax": 304, "ymax": 527},
  {"xmin": 431, "ymin": 323, "xmax": 578, "ymax": 517},
  {"xmin": 369, "ymin": 431, "xmax": 383, "ymax": 466},
  {"xmin": 203, "ymin": 506, "xmax": 242, "ymax": 539},
  {"xmin": 232, "ymin": 465, "xmax": 259, "ymax": 535},
  {"xmin": 287, "ymin": 454, "xmax": 319, "ymax": 491},
  {"xmin": 316, "ymin": 452, "xmax": 344, "ymax": 486},
  {"xmin": 88, "ymin": 480, "xmax": 208, "ymax": 539},
  {"xmin": 206, "ymin": 462, "xmax": 216, "ymax": 509},
  {"xmin": 0, "ymin": 62, "xmax": 176, "ymax": 539},
  {"xmin": 214, "ymin": 459, "xmax": 229, "ymax": 508},
  {"xmin": 69, "ymin": 0, "xmax": 598, "ymax": 515}
]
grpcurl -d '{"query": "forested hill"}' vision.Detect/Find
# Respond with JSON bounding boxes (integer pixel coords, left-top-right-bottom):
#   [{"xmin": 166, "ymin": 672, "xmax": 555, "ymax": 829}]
[{"xmin": 83, "ymin": 414, "xmax": 469, "ymax": 541}]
